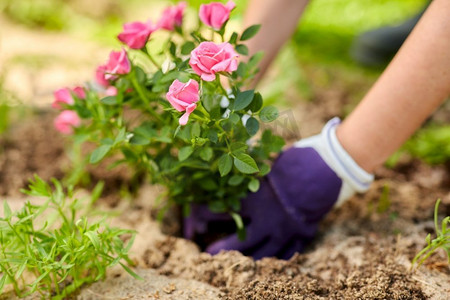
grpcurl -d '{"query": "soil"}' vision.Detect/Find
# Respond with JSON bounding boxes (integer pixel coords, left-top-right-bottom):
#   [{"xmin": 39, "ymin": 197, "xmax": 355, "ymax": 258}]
[{"xmin": 1, "ymin": 99, "xmax": 450, "ymax": 299}]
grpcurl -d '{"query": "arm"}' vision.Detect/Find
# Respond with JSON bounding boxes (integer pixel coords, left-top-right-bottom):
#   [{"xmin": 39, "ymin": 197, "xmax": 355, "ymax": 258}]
[
  {"xmin": 243, "ymin": 0, "xmax": 309, "ymax": 85},
  {"xmin": 337, "ymin": 0, "xmax": 450, "ymax": 173}
]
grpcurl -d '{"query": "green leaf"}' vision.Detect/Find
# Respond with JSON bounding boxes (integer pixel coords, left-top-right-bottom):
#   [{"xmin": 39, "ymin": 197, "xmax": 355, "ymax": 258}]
[
  {"xmin": 245, "ymin": 117, "xmax": 259, "ymax": 136},
  {"xmin": 229, "ymin": 113, "xmax": 240, "ymax": 124},
  {"xmin": 259, "ymin": 163, "xmax": 271, "ymax": 176},
  {"xmin": 199, "ymin": 178, "xmax": 218, "ymax": 191},
  {"xmin": 218, "ymin": 154, "xmax": 232, "ymax": 177},
  {"xmin": 114, "ymin": 127, "xmax": 127, "ymax": 145},
  {"xmin": 228, "ymin": 175, "xmax": 244, "ymax": 186},
  {"xmin": 230, "ymin": 142, "xmax": 248, "ymax": 154},
  {"xmin": 85, "ymin": 231, "xmax": 100, "ymax": 250},
  {"xmin": 199, "ymin": 147, "xmax": 213, "ymax": 161},
  {"xmin": 230, "ymin": 212, "xmax": 246, "ymax": 240},
  {"xmin": 248, "ymin": 92, "xmax": 263, "ymax": 112},
  {"xmin": 90, "ymin": 145, "xmax": 111, "ymax": 164},
  {"xmin": 259, "ymin": 106, "xmax": 279, "ymax": 123},
  {"xmin": 101, "ymin": 96, "xmax": 118, "ymax": 105},
  {"xmin": 119, "ymin": 262, "xmax": 143, "ymax": 280},
  {"xmin": 207, "ymin": 129, "xmax": 218, "ymax": 143},
  {"xmin": 181, "ymin": 41, "xmax": 196, "ymax": 55},
  {"xmin": 3, "ymin": 201, "xmax": 12, "ymax": 219},
  {"xmin": 229, "ymin": 32, "xmax": 238, "ymax": 44},
  {"xmin": 248, "ymin": 178, "xmax": 260, "ymax": 192},
  {"xmin": 129, "ymin": 135, "xmax": 150, "ymax": 145},
  {"xmin": 233, "ymin": 153, "xmax": 259, "ymax": 174},
  {"xmin": 235, "ymin": 44, "xmax": 249, "ymax": 55},
  {"xmin": 169, "ymin": 41, "xmax": 177, "ymax": 57},
  {"xmin": 178, "ymin": 146, "xmax": 194, "ymax": 161},
  {"xmin": 208, "ymin": 201, "xmax": 227, "ymax": 213},
  {"xmin": 134, "ymin": 66, "xmax": 147, "ymax": 84},
  {"xmin": 240, "ymin": 24, "xmax": 261, "ymax": 41},
  {"xmin": 233, "ymin": 90, "xmax": 254, "ymax": 111}
]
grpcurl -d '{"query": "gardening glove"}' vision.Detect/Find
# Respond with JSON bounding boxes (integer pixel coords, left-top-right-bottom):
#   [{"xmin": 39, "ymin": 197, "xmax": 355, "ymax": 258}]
[{"xmin": 184, "ymin": 118, "xmax": 374, "ymax": 259}]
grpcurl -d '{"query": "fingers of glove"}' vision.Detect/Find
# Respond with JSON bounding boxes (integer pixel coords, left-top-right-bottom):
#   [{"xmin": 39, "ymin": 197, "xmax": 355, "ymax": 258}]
[
  {"xmin": 276, "ymin": 238, "xmax": 307, "ymax": 260},
  {"xmin": 206, "ymin": 231, "xmax": 268, "ymax": 256}
]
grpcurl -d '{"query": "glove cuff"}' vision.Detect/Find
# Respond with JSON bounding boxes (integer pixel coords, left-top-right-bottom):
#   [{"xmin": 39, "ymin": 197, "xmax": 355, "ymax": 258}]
[{"xmin": 294, "ymin": 118, "xmax": 374, "ymax": 204}]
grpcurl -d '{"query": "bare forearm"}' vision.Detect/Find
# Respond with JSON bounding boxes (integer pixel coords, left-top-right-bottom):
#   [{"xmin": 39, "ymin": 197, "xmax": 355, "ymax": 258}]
[
  {"xmin": 244, "ymin": 0, "xmax": 309, "ymax": 84},
  {"xmin": 337, "ymin": 0, "xmax": 450, "ymax": 172}
]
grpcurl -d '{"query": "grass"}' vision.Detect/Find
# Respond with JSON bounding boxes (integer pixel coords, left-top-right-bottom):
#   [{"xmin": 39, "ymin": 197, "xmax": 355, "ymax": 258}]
[
  {"xmin": 0, "ymin": 176, "xmax": 138, "ymax": 299},
  {"xmin": 412, "ymin": 199, "xmax": 450, "ymax": 268}
]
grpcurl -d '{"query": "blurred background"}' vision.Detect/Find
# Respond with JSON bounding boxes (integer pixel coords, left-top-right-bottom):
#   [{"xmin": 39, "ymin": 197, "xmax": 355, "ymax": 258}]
[{"xmin": 0, "ymin": 0, "xmax": 428, "ymax": 132}]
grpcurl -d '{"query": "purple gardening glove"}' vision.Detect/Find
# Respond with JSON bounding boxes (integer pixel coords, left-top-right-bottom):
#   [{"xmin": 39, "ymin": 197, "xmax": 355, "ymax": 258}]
[{"xmin": 184, "ymin": 118, "xmax": 374, "ymax": 260}]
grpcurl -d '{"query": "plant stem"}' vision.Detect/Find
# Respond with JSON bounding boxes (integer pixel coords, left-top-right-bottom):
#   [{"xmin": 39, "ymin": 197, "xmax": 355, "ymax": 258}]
[
  {"xmin": 129, "ymin": 72, "xmax": 163, "ymax": 122},
  {"xmin": 141, "ymin": 47, "xmax": 160, "ymax": 69}
]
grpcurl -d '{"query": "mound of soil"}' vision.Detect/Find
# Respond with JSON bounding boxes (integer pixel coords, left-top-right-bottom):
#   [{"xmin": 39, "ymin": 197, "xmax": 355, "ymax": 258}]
[{"xmin": 1, "ymin": 106, "xmax": 449, "ymax": 299}]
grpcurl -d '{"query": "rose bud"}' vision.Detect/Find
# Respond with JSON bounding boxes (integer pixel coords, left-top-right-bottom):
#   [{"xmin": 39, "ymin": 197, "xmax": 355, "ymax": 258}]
[
  {"xmin": 118, "ymin": 20, "xmax": 157, "ymax": 49},
  {"xmin": 95, "ymin": 65, "xmax": 110, "ymax": 87},
  {"xmin": 104, "ymin": 48, "xmax": 131, "ymax": 80},
  {"xmin": 52, "ymin": 87, "xmax": 85, "ymax": 109},
  {"xmin": 199, "ymin": 1, "xmax": 235, "ymax": 30},
  {"xmin": 189, "ymin": 42, "xmax": 238, "ymax": 81},
  {"xmin": 54, "ymin": 110, "xmax": 81, "ymax": 135},
  {"xmin": 158, "ymin": 2, "xmax": 187, "ymax": 31},
  {"xmin": 72, "ymin": 86, "xmax": 86, "ymax": 99},
  {"xmin": 166, "ymin": 79, "xmax": 200, "ymax": 125}
]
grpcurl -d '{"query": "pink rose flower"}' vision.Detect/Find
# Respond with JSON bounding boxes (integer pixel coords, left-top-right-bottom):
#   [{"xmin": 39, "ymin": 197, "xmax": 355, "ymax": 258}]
[
  {"xmin": 52, "ymin": 87, "xmax": 85, "ymax": 109},
  {"xmin": 73, "ymin": 86, "xmax": 86, "ymax": 99},
  {"xmin": 158, "ymin": 2, "xmax": 186, "ymax": 31},
  {"xmin": 54, "ymin": 110, "xmax": 81, "ymax": 135},
  {"xmin": 118, "ymin": 20, "xmax": 157, "ymax": 49},
  {"xmin": 105, "ymin": 86, "xmax": 118, "ymax": 96},
  {"xmin": 104, "ymin": 48, "xmax": 131, "ymax": 80},
  {"xmin": 189, "ymin": 42, "xmax": 239, "ymax": 81},
  {"xmin": 199, "ymin": 1, "xmax": 235, "ymax": 30},
  {"xmin": 166, "ymin": 79, "xmax": 200, "ymax": 125},
  {"xmin": 96, "ymin": 65, "xmax": 110, "ymax": 87}
]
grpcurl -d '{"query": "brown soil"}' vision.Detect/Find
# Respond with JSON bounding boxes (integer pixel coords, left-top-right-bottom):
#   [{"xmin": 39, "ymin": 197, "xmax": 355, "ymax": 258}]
[{"xmin": 2, "ymin": 105, "xmax": 449, "ymax": 299}]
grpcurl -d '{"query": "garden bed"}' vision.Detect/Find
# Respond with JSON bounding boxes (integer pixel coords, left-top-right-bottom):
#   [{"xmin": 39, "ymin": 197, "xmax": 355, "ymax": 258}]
[{"xmin": 1, "ymin": 100, "xmax": 449, "ymax": 299}]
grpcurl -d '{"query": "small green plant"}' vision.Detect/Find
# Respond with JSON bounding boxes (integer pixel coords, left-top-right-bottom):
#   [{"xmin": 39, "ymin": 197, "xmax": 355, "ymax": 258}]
[
  {"xmin": 0, "ymin": 176, "xmax": 139, "ymax": 299},
  {"xmin": 412, "ymin": 199, "xmax": 450, "ymax": 268}
]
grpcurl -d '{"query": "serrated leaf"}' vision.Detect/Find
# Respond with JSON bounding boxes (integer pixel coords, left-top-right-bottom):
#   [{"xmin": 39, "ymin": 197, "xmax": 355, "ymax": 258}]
[
  {"xmin": 260, "ymin": 106, "xmax": 279, "ymax": 123},
  {"xmin": 235, "ymin": 44, "xmax": 249, "ymax": 55},
  {"xmin": 233, "ymin": 153, "xmax": 259, "ymax": 174},
  {"xmin": 228, "ymin": 175, "xmax": 244, "ymax": 186},
  {"xmin": 248, "ymin": 92, "xmax": 263, "ymax": 112},
  {"xmin": 90, "ymin": 145, "xmax": 111, "ymax": 164},
  {"xmin": 200, "ymin": 147, "xmax": 213, "ymax": 161},
  {"xmin": 178, "ymin": 146, "xmax": 194, "ymax": 161},
  {"xmin": 230, "ymin": 142, "xmax": 248, "ymax": 154},
  {"xmin": 233, "ymin": 90, "xmax": 254, "ymax": 111},
  {"xmin": 248, "ymin": 178, "xmax": 260, "ymax": 192},
  {"xmin": 181, "ymin": 41, "xmax": 195, "ymax": 55},
  {"xmin": 240, "ymin": 24, "xmax": 261, "ymax": 41},
  {"xmin": 229, "ymin": 113, "xmax": 240, "ymax": 124},
  {"xmin": 218, "ymin": 154, "xmax": 232, "ymax": 177},
  {"xmin": 101, "ymin": 96, "xmax": 118, "ymax": 105},
  {"xmin": 245, "ymin": 117, "xmax": 259, "ymax": 136}
]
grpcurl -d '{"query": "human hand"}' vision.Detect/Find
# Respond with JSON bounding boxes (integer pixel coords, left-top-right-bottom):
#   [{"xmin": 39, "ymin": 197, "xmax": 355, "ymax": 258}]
[{"xmin": 184, "ymin": 118, "xmax": 374, "ymax": 259}]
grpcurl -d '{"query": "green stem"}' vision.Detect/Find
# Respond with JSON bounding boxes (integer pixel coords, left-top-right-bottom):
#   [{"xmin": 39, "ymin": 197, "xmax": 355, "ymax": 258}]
[
  {"xmin": 129, "ymin": 72, "xmax": 163, "ymax": 122},
  {"xmin": 141, "ymin": 47, "xmax": 160, "ymax": 69}
]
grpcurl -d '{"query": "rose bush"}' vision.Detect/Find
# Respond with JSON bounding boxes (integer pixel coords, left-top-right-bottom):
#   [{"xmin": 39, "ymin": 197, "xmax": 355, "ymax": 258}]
[{"xmin": 53, "ymin": 1, "xmax": 283, "ymax": 238}]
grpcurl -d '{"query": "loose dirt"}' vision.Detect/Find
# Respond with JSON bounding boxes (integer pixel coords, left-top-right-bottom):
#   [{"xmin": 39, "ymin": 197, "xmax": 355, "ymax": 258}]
[{"xmin": 1, "ymin": 104, "xmax": 449, "ymax": 299}]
